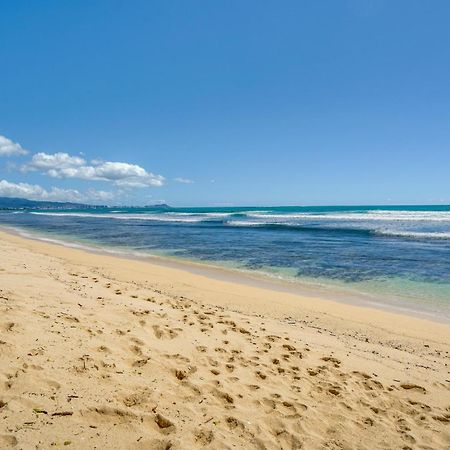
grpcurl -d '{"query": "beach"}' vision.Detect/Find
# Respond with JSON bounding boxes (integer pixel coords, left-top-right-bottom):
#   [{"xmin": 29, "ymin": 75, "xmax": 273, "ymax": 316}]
[
  {"xmin": 1, "ymin": 206, "xmax": 449, "ymax": 321},
  {"xmin": 1, "ymin": 229, "xmax": 449, "ymax": 449}
]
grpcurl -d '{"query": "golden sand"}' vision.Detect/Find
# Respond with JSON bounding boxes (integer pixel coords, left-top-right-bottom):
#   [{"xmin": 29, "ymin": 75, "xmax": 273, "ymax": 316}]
[{"xmin": 0, "ymin": 230, "xmax": 449, "ymax": 449}]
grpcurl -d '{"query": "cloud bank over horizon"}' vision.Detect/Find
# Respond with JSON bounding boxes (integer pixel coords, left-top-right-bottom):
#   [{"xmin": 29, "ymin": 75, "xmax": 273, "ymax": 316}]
[
  {"xmin": 0, "ymin": 134, "xmax": 176, "ymax": 204},
  {"xmin": 0, "ymin": 179, "xmax": 114, "ymax": 204}
]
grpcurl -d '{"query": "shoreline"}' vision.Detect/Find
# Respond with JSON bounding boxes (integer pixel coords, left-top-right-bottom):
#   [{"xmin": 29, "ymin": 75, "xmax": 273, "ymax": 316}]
[
  {"xmin": 1, "ymin": 224, "xmax": 449, "ymax": 325},
  {"xmin": 1, "ymin": 227, "xmax": 450, "ymax": 337},
  {"xmin": 1, "ymin": 228, "xmax": 450, "ymax": 448}
]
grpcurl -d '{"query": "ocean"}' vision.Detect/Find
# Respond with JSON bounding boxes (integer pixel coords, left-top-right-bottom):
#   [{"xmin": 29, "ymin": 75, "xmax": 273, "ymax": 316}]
[{"xmin": 1, "ymin": 205, "xmax": 449, "ymax": 320}]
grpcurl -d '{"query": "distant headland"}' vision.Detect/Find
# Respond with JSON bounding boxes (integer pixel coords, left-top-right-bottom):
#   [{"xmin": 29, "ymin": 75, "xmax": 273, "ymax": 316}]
[{"xmin": 0, "ymin": 197, "xmax": 170, "ymax": 210}]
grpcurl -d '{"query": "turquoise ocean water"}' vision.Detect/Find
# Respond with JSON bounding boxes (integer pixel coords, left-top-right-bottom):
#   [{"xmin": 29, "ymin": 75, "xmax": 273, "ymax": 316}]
[{"xmin": 1, "ymin": 205, "xmax": 449, "ymax": 320}]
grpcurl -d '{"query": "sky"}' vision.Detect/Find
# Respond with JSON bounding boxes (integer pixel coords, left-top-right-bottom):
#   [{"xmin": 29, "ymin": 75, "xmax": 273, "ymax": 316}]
[{"xmin": 0, "ymin": 0, "xmax": 449, "ymax": 206}]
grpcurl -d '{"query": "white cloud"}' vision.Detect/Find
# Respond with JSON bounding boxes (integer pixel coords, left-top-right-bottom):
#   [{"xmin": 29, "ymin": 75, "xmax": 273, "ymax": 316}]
[
  {"xmin": 0, "ymin": 135, "xmax": 28, "ymax": 156},
  {"xmin": 23, "ymin": 152, "xmax": 164, "ymax": 187},
  {"xmin": 26, "ymin": 152, "xmax": 85, "ymax": 171},
  {"xmin": 0, "ymin": 179, "xmax": 115, "ymax": 204},
  {"xmin": 174, "ymin": 177, "xmax": 194, "ymax": 184}
]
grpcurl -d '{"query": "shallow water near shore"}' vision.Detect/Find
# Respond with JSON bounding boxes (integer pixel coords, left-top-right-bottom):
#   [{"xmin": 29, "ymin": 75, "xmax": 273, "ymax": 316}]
[{"xmin": 1, "ymin": 204, "xmax": 449, "ymax": 320}]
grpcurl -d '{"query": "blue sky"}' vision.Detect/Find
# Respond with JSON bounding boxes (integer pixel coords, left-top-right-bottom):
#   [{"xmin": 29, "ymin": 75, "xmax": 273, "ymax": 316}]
[{"xmin": 0, "ymin": 0, "xmax": 449, "ymax": 206}]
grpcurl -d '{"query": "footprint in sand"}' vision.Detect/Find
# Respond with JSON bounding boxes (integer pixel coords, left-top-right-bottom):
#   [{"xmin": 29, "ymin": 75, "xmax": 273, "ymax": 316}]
[
  {"xmin": 225, "ymin": 416, "xmax": 245, "ymax": 430},
  {"xmin": 2, "ymin": 322, "xmax": 15, "ymax": 332},
  {"xmin": 174, "ymin": 369, "xmax": 188, "ymax": 380},
  {"xmin": 152, "ymin": 325, "xmax": 180, "ymax": 340},
  {"xmin": 225, "ymin": 364, "xmax": 235, "ymax": 372},
  {"xmin": 120, "ymin": 390, "xmax": 150, "ymax": 408},
  {"xmin": 130, "ymin": 344, "xmax": 143, "ymax": 356},
  {"xmin": 400, "ymin": 383, "xmax": 427, "ymax": 394},
  {"xmin": 154, "ymin": 413, "xmax": 176, "ymax": 434},
  {"xmin": 0, "ymin": 434, "xmax": 18, "ymax": 448},
  {"xmin": 195, "ymin": 429, "xmax": 214, "ymax": 445},
  {"xmin": 213, "ymin": 388, "xmax": 234, "ymax": 406}
]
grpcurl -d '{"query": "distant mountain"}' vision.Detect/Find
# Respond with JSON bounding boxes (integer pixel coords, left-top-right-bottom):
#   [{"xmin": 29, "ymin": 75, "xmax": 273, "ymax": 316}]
[
  {"xmin": 0, "ymin": 197, "xmax": 172, "ymax": 210},
  {"xmin": 0, "ymin": 197, "xmax": 105, "ymax": 210}
]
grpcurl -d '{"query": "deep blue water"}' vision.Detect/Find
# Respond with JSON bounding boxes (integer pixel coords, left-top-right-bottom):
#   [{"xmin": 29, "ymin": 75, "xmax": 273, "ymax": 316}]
[{"xmin": 1, "ymin": 205, "xmax": 449, "ymax": 317}]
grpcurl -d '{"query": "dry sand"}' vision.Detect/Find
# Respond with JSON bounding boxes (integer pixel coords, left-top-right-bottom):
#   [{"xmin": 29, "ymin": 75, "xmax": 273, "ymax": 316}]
[{"xmin": 0, "ymin": 229, "xmax": 449, "ymax": 449}]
